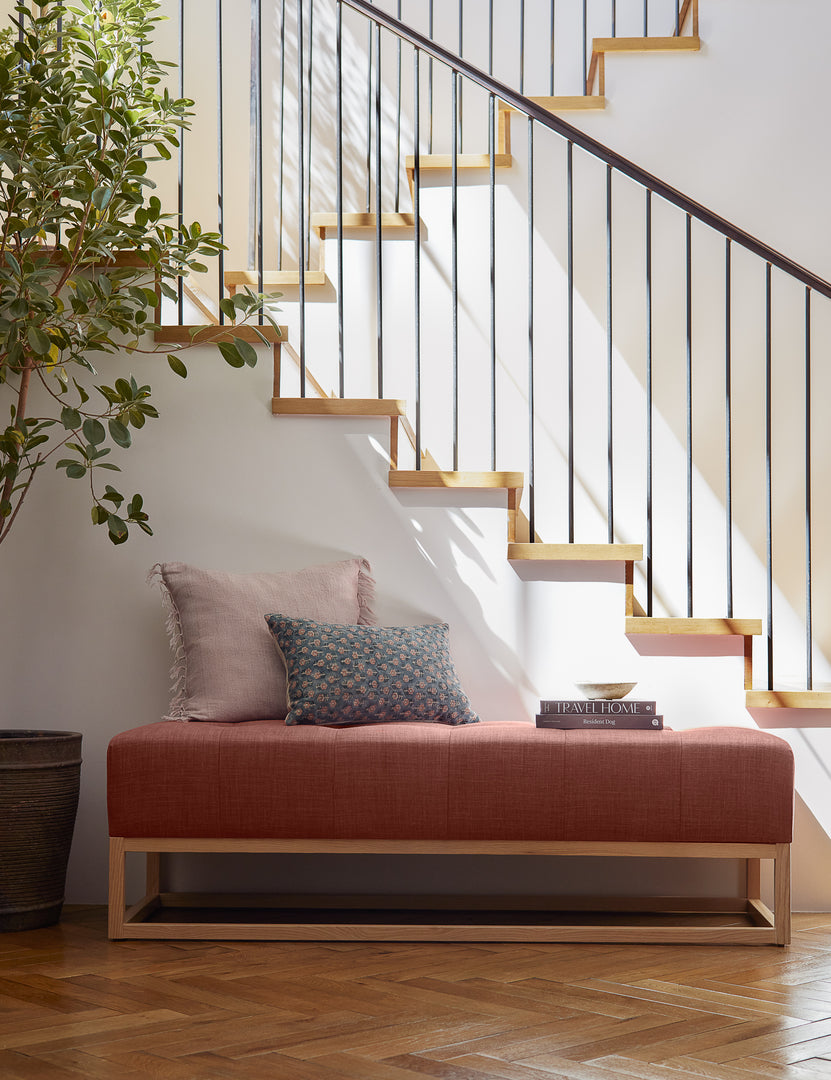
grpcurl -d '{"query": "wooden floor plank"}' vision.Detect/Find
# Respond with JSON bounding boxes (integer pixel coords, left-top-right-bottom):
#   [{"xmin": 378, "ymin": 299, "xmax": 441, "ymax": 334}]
[
  {"xmin": 440, "ymin": 1055, "xmax": 595, "ymax": 1079},
  {"xmin": 2, "ymin": 909, "xmax": 831, "ymax": 1079},
  {"xmin": 666, "ymin": 1054, "xmax": 831, "ymax": 1078}
]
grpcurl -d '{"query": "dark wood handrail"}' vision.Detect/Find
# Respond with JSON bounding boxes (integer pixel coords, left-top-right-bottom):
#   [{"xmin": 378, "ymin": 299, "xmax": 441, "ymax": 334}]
[{"xmin": 342, "ymin": 0, "xmax": 831, "ymax": 301}]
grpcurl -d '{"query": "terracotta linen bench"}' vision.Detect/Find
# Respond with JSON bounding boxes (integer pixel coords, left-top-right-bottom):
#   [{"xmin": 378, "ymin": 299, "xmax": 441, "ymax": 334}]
[{"xmin": 107, "ymin": 720, "xmax": 794, "ymax": 944}]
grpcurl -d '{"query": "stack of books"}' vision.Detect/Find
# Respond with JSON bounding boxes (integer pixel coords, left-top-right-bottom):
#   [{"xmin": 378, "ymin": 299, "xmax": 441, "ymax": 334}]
[{"xmin": 536, "ymin": 698, "xmax": 663, "ymax": 730}]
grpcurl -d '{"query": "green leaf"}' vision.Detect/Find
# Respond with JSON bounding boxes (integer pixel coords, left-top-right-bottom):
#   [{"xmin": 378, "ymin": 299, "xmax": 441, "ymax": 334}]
[
  {"xmin": 234, "ymin": 337, "xmax": 258, "ymax": 368},
  {"xmin": 219, "ymin": 298, "xmax": 237, "ymax": 321},
  {"xmin": 5, "ymin": 299, "xmax": 28, "ymax": 319},
  {"xmin": 108, "ymin": 419, "xmax": 131, "ymax": 448},
  {"xmin": 27, "ymin": 325, "xmax": 51, "ymax": 356},
  {"xmin": 217, "ymin": 341, "xmax": 244, "ymax": 368},
  {"xmin": 250, "ymin": 327, "xmax": 273, "ymax": 347},
  {"xmin": 167, "ymin": 353, "xmax": 187, "ymax": 378},
  {"xmin": 107, "ymin": 514, "xmax": 128, "ymax": 542},
  {"xmin": 61, "ymin": 406, "xmax": 81, "ymax": 430},
  {"xmin": 65, "ymin": 463, "xmax": 86, "ymax": 479},
  {"xmin": 82, "ymin": 418, "xmax": 106, "ymax": 445},
  {"xmin": 91, "ymin": 185, "xmax": 112, "ymax": 210},
  {"xmin": 91, "ymin": 505, "xmax": 108, "ymax": 525}
]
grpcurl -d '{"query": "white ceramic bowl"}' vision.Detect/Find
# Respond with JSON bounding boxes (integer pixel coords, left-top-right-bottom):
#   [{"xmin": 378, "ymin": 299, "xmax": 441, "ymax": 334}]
[{"xmin": 575, "ymin": 681, "xmax": 637, "ymax": 700}]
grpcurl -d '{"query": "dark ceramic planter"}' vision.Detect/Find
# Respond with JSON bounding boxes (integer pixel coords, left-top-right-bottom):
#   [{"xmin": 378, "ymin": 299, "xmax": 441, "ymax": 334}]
[{"xmin": 0, "ymin": 730, "xmax": 82, "ymax": 932}]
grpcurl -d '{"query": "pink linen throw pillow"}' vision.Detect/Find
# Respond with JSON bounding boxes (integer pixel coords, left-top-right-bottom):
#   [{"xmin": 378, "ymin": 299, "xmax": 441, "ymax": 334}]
[{"xmin": 149, "ymin": 558, "xmax": 375, "ymax": 722}]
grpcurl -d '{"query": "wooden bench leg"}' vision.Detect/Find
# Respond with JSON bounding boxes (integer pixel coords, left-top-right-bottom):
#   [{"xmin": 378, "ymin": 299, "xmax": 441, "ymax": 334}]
[
  {"xmin": 146, "ymin": 852, "xmax": 161, "ymax": 899},
  {"xmin": 774, "ymin": 843, "xmax": 791, "ymax": 945},
  {"xmin": 108, "ymin": 837, "xmax": 126, "ymax": 940},
  {"xmin": 746, "ymin": 857, "xmax": 761, "ymax": 901}
]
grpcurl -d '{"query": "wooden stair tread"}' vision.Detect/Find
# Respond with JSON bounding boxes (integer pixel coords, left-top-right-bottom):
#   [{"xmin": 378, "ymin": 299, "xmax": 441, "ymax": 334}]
[
  {"xmin": 626, "ymin": 617, "xmax": 762, "ymax": 636},
  {"xmin": 154, "ymin": 325, "xmax": 284, "ymax": 344},
  {"xmin": 224, "ymin": 270, "xmax": 327, "ymax": 287},
  {"xmin": 405, "ymin": 154, "xmax": 512, "ymax": 171},
  {"xmin": 509, "ymin": 542, "xmax": 642, "ymax": 562},
  {"xmin": 746, "ymin": 691, "xmax": 831, "ymax": 710},
  {"xmin": 593, "ymin": 35, "xmax": 701, "ymax": 53},
  {"xmin": 390, "ymin": 470, "xmax": 523, "ymax": 490},
  {"xmin": 500, "ymin": 95, "xmax": 606, "ymax": 113},
  {"xmin": 311, "ymin": 213, "xmax": 421, "ymax": 236},
  {"xmin": 273, "ymin": 398, "xmax": 406, "ymax": 417},
  {"xmin": 23, "ymin": 247, "xmax": 151, "ymax": 268}
]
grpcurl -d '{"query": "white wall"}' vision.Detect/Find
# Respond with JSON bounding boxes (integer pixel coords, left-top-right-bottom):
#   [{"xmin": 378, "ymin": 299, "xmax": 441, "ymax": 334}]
[
  {"xmin": 3, "ymin": 0, "xmax": 831, "ymax": 910},
  {"xmin": 4, "ymin": 339, "xmax": 829, "ymax": 909}
]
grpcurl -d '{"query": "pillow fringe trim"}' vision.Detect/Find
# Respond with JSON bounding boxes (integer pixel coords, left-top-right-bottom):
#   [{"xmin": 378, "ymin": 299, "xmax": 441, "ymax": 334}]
[
  {"xmin": 357, "ymin": 558, "xmax": 377, "ymax": 625},
  {"xmin": 146, "ymin": 564, "xmax": 190, "ymax": 722}
]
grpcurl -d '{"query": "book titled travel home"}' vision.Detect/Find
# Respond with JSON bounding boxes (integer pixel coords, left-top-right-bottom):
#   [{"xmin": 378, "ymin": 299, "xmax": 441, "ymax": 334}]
[
  {"xmin": 539, "ymin": 698, "xmax": 657, "ymax": 716},
  {"xmin": 536, "ymin": 713, "xmax": 664, "ymax": 730}
]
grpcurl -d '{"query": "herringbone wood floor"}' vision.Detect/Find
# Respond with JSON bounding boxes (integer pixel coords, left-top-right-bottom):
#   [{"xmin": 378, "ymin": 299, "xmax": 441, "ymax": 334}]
[{"xmin": 2, "ymin": 909, "xmax": 831, "ymax": 1079}]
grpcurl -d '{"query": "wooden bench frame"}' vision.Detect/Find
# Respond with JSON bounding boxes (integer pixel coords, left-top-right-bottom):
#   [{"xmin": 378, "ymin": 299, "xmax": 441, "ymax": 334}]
[{"xmin": 109, "ymin": 837, "xmax": 791, "ymax": 945}]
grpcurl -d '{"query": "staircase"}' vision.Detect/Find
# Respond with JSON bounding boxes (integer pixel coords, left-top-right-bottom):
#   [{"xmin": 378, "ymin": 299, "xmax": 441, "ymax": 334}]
[{"xmin": 154, "ymin": 0, "xmax": 831, "ymax": 728}]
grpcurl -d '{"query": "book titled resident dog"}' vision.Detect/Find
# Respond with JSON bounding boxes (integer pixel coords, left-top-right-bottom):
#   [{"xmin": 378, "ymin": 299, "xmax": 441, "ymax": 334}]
[{"xmin": 536, "ymin": 713, "xmax": 664, "ymax": 730}]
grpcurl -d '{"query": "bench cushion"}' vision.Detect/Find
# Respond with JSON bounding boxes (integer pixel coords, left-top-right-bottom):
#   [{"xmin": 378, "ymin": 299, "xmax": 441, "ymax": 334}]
[{"xmin": 107, "ymin": 722, "xmax": 793, "ymax": 844}]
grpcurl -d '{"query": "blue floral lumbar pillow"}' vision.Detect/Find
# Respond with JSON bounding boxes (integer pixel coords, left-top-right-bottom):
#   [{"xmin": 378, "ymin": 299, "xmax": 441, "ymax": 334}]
[{"xmin": 264, "ymin": 615, "xmax": 479, "ymax": 726}]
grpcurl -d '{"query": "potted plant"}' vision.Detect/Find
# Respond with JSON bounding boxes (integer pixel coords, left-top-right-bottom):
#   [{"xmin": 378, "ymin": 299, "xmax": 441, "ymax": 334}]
[{"xmin": 0, "ymin": 0, "xmax": 278, "ymax": 930}]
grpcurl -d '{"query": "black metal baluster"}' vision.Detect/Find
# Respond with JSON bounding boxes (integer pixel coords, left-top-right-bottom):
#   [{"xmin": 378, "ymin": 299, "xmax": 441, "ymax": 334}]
[
  {"xmin": 414, "ymin": 48, "xmax": 422, "ymax": 467},
  {"xmin": 805, "ymin": 287, "xmax": 813, "ymax": 689},
  {"xmin": 489, "ymin": 92, "xmax": 496, "ymax": 471},
  {"xmin": 458, "ymin": 1, "xmax": 463, "ymax": 153},
  {"xmin": 216, "ymin": 0, "xmax": 225, "ymax": 325},
  {"xmin": 277, "ymin": 0, "xmax": 286, "ymax": 269},
  {"xmin": 305, "ymin": 0, "xmax": 314, "ymax": 271},
  {"xmin": 395, "ymin": 0, "xmax": 402, "ymax": 212},
  {"xmin": 685, "ymin": 212, "xmax": 692, "ymax": 616},
  {"xmin": 644, "ymin": 0, "xmax": 648, "ymax": 36},
  {"xmin": 550, "ymin": 0, "xmax": 556, "ymax": 93},
  {"xmin": 375, "ymin": 19, "xmax": 383, "ymax": 397},
  {"xmin": 675, "ymin": 0, "xmax": 681, "ymax": 36},
  {"xmin": 297, "ymin": 0, "xmax": 306, "ymax": 391},
  {"xmin": 765, "ymin": 263, "xmax": 773, "ymax": 688},
  {"xmin": 177, "ymin": 0, "xmax": 184, "ymax": 324},
  {"xmin": 256, "ymin": 0, "xmax": 264, "ymax": 321},
  {"xmin": 451, "ymin": 71, "xmax": 459, "ymax": 468},
  {"xmin": 428, "ymin": 0, "xmax": 433, "ymax": 153},
  {"xmin": 646, "ymin": 189, "xmax": 653, "ymax": 615},
  {"xmin": 582, "ymin": 0, "xmax": 587, "ymax": 98},
  {"xmin": 247, "ymin": 3, "xmax": 257, "ymax": 273},
  {"xmin": 528, "ymin": 119, "xmax": 536, "ymax": 543},
  {"xmin": 606, "ymin": 165, "xmax": 614, "ymax": 541},
  {"xmin": 57, "ymin": 10, "xmax": 64, "ymax": 247},
  {"xmin": 520, "ymin": 0, "xmax": 525, "ymax": 94},
  {"xmin": 612, "ymin": 0, "xmax": 616, "ymax": 36},
  {"xmin": 567, "ymin": 140, "xmax": 574, "ymax": 541},
  {"xmin": 489, "ymin": 0, "xmax": 494, "ymax": 77},
  {"xmin": 365, "ymin": 21, "xmax": 372, "ymax": 211},
  {"xmin": 725, "ymin": 239, "xmax": 733, "ymax": 616},
  {"xmin": 336, "ymin": 0, "xmax": 344, "ymax": 396}
]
